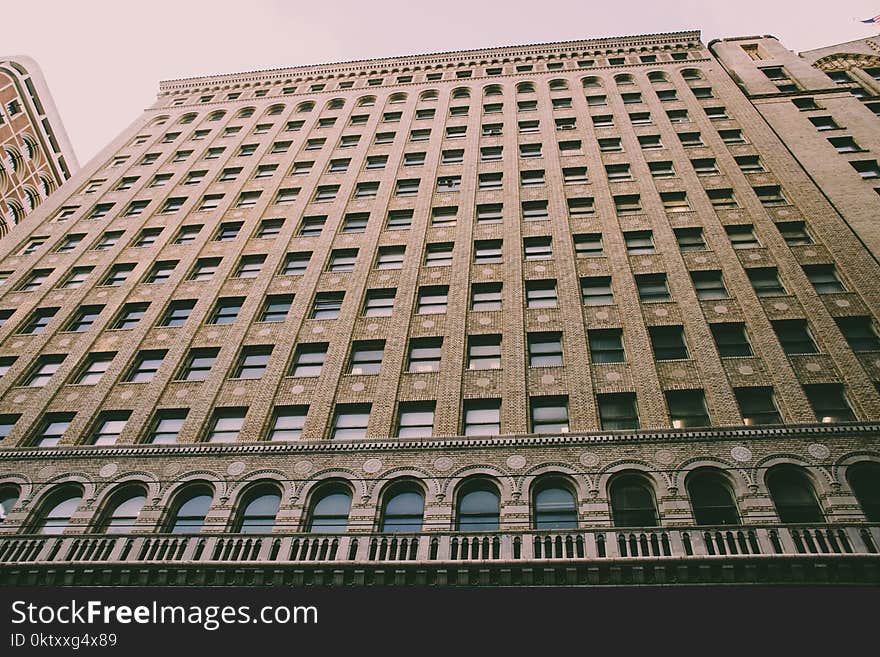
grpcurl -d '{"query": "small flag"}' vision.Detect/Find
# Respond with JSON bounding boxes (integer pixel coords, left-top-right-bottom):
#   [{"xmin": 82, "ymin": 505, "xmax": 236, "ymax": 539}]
[{"xmin": 861, "ymin": 14, "xmax": 880, "ymax": 23}]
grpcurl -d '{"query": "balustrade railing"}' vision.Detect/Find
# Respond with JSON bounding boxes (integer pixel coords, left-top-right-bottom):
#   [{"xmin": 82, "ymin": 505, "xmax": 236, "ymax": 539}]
[{"xmin": 1, "ymin": 524, "xmax": 877, "ymax": 566}]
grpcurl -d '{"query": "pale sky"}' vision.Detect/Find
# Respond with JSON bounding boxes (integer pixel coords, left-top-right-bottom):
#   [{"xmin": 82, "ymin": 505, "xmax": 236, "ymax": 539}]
[{"xmin": 5, "ymin": 0, "xmax": 880, "ymax": 164}]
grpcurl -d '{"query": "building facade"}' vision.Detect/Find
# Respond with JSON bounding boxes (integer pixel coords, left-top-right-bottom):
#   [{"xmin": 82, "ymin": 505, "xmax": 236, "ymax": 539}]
[
  {"xmin": 710, "ymin": 34, "xmax": 880, "ymax": 257},
  {"xmin": 0, "ymin": 30, "xmax": 879, "ymax": 587},
  {"xmin": 0, "ymin": 56, "xmax": 78, "ymax": 237}
]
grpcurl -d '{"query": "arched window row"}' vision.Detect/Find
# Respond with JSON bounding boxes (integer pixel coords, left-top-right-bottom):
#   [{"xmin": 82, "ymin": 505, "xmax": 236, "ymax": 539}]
[{"xmin": 9, "ymin": 463, "xmax": 878, "ymax": 535}]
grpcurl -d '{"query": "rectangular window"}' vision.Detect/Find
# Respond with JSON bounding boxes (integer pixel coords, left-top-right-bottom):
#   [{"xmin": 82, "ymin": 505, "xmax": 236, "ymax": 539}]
[
  {"xmin": 711, "ymin": 323, "xmax": 753, "ymax": 357},
  {"xmin": 58, "ymin": 267, "xmax": 93, "ymax": 289},
  {"xmin": 747, "ymin": 268, "xmax": 786, "ymax": 297},
  {"xmin": 528, "ymin": 332, "xmax": 563, "ymax": 367},
  {"xmin": 407, "ymin": 337, "xmax": 443, "ymax": 373},
  {"xmin": 691, "ymin": 270, "xmax": 728, "ymax": 299},
  {"xmin": 17, "ymin": 307, "xmax": 58, "ymax": 334},
  {"xmin": 21, "ymin": 355, "xmax": 65, "ymax": 387},
  {"xmin": 89, "ymin": 411, "xmax": 131, "ymax": 446},
  {"xmin": 159, "ymin": 299, "xmax": 196, "ymax": 327},
  {"xmin": 425, "ymin": 243, "xmax": 453, "ymax": 267},
  {"xmin": 342, "ymin": 213, "xmax": 369, "ymax": 234},
  {"xmin": 735, "ymin": 155, "xmax": 764, "ymax": 173},
  {"xmin": 471, "ymin": 282, "xmax": 502, "ymax": 311},
  {"xmin": 31, "ymin": 414, "xmax": 75, "ymax": 448},
  {"xmin": 232, "ymin": 346, "xmax": 273, "ymax": 379},
  {"xmin": 290, "ymin": 343, "xmax": 328, "ymax": 377},
  {"xmin": 259, "ymin": 294, "xmax": 294, "ymax": 323},
  {"xmin": 478, "ymin": 172, "xmax": 503, "ymax": 189},
  {"xmin": 474, "ymin": 239, "xmax": 503, "ymax": 264},
  {"xmin": 133, "ymin": 228, "xmax": 162, "ymax": 247},
  {"xmin": 835, "ymin": 316, "xmax": 880, "ymax": 352},
  {"xmin": 257, "ymin": 218, "xmax": 284, "ymax": 238},
  {"xmin": 804, "ymin": 264, "xmax": 846, "ymax": 293},
  {"xmin": 467, "ymin": 334, "xmax": 502, "ymax": 370},
  {"xmin": 437, "ymin": 176, "xmax": 461, "ymax": 192},
  {"xmin": 72, "ymin": 352, "xmax": 115, "ymax": 385},
  {"xmin": 518, "ymin": 120, "xmax": 540, "ymax": 133},
  {"xmin": 313, "ymin": 185, "xmax": 339, "ymax": 202},
  {"xmin": 573, "ymin": 233, "xmax": 603, "ymax": 257},
  {"xmin": 364, "ymin": 156, "xmax": 385, "ymax": 170},
  {"xmin": 624, "ymin": 230, "xmax": 655, "ymax": 255},
  {"xmin": 636, "ymin": 273, "xmax": 670, "ymax": 302},
  {"xmin": 111, "ymin": 302, "xmax": 149, "ymax": 330},
  {"xmin": 348, "ymin": 341, "xmax": 385, "ymax": 375},
  {"xmin": 649, "ymin": 161, "xmax": 675, "ymax": 178},
  {"xmin": 298, "ymin": 216, "xmax": 326, "ymax": 236},
  {"xmin": 330, "ymin": 404, "xmax": 371, "ymax": 440},
  {"xmin": 589, "ymin": 328, "xmax": 625, "ymax": 363},
  {"xmin": 661, "ymin": 191, "xmax": 690, "ymax": 213},
  {"xmin": 674, "ymin": 227, "xmax": 706, "ymax": 251},
  {"xmin": 148, "ymin": 410, "xmax": 188, "ymax": 444},
  {"xmin": 417, "ymin": 286, "xmax": 449, "ymax": 314},
  {"xmin": 396, "ymin": 402, "xmax": 435, "ymax": 438},
  {"xmin": 214, "ymin": 221, "xmax": 242, "ymax": 241},
  {"xmin": 581, "ymin": 276, "xmax": 613, "ymax": 306},
  {"xmin": 606, "ymin": 164, "xmax": 632, "ymax": 181},
  {"xmin": 207, "ymin": 297, "xmax": 244, "ymax": 325},
  {"xmin": 124, "ymin": 350, "xmax": 166, "ymax": 383},
  {"xmin": 522, "ymin": 200, "xmax": 549, "ymax": 221},
  {"xmin": 525, "ymin": 280, "xmax": 558, "ymax": 308},
  {"xmin": 772, "ymin": 320, "xmax": 818, "ymax": 354},
  {"xmin": 598, "ymin": 393, "xmax": 639, "ymax": 430},
  {"xmin": 274, "ymin": 188, "xmax": 300, "ymax": 205},
  {"xmin": 268, "ymin": 406, "xmax": 307, "ymax": 441},
  {"xmin": 649, "ymin": 325, "xmax": 689, "ymax": 360},
  {"xmin": 281, "ymin": 252, "xmax": 311, "ymax": 275},
  {"xmin": 188, "ymin": 257, "xmax": 221, "ymax": 281},
  {"xmin": 524, "ymin": 236, "xmax": 552, "ymax": 260},
  {"xmin": 804, "ymin": 384, "xmax": 855, "ymax": 422},
  {"xmin": 177, "ymin": 348, "xmax": 219, "ymax": 382},
  {"xmin": 726, "ymin": 224, "xmax": 760, "ymax": 249},
  {"xmin": 311, "ymin": 292, "xmax": 344, "ymax": 319},
  {"xmin": 463, "ymin": 400, "xmax": 501, "ymax": 436},
  {"xmin": 205, "ymin": 408, "xmax": 247, "ymax": 443},
  {"xmin": 530, "ymin": 396, "xmax": 569, "ymax": 433},
  {"xmin": 328, "ymin": 249, "xmax": 358, "ymax": 273},
  {"xmin": 65, "ymin": 305, "xmax": 104, "ymax": 332},
  {"xmin": 735, "ymin": 387, "xmax": 783, "ymax": 425},
  {"xmin": 387, "ymin": 209, "xmax": 413, "ymax": 230},
  {"xmin": 666, "ymin": 389, "xmax": 710, "ymax": 428},
  {"xmin": 143, "ymin": 260, "xmax": 177, "ymax": 284},
  {"xmin": 614, "ymin": 194, "xmax": 641, "ymax": 215},
  {"xmin": 375, "ymin": 246, "xmax": 405, "ymax": 270}
]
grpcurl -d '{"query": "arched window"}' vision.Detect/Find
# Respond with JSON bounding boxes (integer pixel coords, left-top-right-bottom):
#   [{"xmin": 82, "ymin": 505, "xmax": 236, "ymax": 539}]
[
  {"xmin": 207, "ymin": 110, "xmax": 226, "ymax": 121},
  {"xmin": 98, "ymin": 486, "xmax": 147, "ymax": 533},
  {"xmin": 766, "ymin": 466, "xmax": 824, "ymax": 523},
  {"xmin": 0, "ymin": 484, "xmax": 20, "ymax": 524},
  {"xmin": 615, "ymin": 73, "xmax": 635, "ymax": 85},
  {"xmin": 307, "ymin": 484, "xmax": 352, "ymax": 533},
  {"xmin": 32, "ymin": 486, "xmax": 83, "ymax": 535},
  {"xmin": 483, "ymin": 84, "xmax": 502, "ymax": 96},
  {"xmin": 648, "ymin": 71, "xmax": 670, "ymax": 83},
  {"xmin": 516, "ymin": 81, "xmax": 535, "ymax": 94},
  {"xmin": 166, "ymin": 484, "xmax": 213, "ymax": 534},
  {"xmin": 325, "ymin": 98, "xmax": 345, "ymax": 110},
  {"xmin": 295, "ymin": 101, "xmax": 315, "ymax": 113},
  {"xmin": 846, "ymin": 461, "xmax": 880, "ymax": 522},
  {"xmin": 581, "ymin": 76, "xmax": 602, "ymax": 88},
  {"xmin": 178, "ymin": 112, "xmax": 198, "ymax": 124},
  {"xmin": 450, "ymin": 88, "xmax": 469, "ymax": 99},
  {"xmin": 686, "ymin": 469, "xmax": 739, "ymax": 525},
  {"xmin": 380, "ymin": 483, "xmax": 424, "ymax": 532},
  {"xmin": 358, "ymin": 95, "xmax": 377, "ymax": 107},
  {"xmin": 681, "ymin": 68, "xmax": 704, "ymax": 81},
  {"xmin": 533, "ymin": 478, "xmax": 578, "ymax": 529},
  {"xmin": 236, "ymin": 107, "xmax": 255, "ymax": 119},
  {"xmin": 266, "ymin": 104, "xmax": 285, "ymax": 116},
  {"xmin": 388, "ymin": 92, "xmax": 408, "ymax": 103},
  {"xmin": 235, "ymin": 484, "xmax": 282, "ymax": 533},
  {"xmin": 549, "ymin": 79, "xmax": 569, "ymax": 91},
  {"xmin": 609, "ymin": 474, "xmax": 658, "ymax": 527},
  {"xmin": 456, "ymin": 479, "xmax": 500, "ymax": 531}
]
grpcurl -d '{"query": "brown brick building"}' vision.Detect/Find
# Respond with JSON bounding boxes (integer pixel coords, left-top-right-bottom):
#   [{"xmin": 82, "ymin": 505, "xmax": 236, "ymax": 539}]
[
  {"xmin": 0, "ymin": 30, "xmax": 878, "ymax": 586},
  {"xmin": 0, "ymin": 56, "xmax": 77, "ymax": 236}
]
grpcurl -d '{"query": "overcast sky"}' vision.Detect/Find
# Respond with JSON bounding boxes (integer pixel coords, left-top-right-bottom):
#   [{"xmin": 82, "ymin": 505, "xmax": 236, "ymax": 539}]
[{"xmin": 5, "ymin": 0, "xmax": 880, "ymax": 165}]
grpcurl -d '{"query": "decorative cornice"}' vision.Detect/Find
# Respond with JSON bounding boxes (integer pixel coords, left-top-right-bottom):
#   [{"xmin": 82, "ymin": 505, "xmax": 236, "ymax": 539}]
[
  {"xmin": 157, "ymin": 30, "xmax": 702, "ymax": 93},
  {"xmin": 1, "ymin": 423, "xmax": 877, "ymax": 461},
  {"xmin": 813, "ymin": 52, "xmax": 880, "ymax": 71}
]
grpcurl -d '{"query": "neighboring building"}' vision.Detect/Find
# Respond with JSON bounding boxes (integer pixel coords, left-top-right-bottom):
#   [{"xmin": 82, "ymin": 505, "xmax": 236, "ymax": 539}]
[
  {"xmin": 710, "ymin": 35, "xmax": 880, "ymax": 256},
  {"xmin": 1, "ymin": 30, "xmax": 880, "ymax": 587},
  {"xmin": 0, "ymin": 56, "xmax": 78, "ymax": 237}
]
